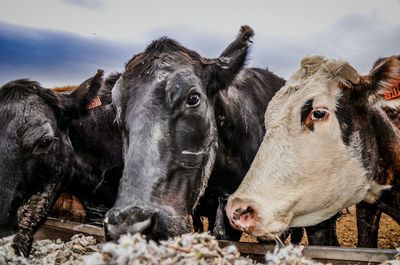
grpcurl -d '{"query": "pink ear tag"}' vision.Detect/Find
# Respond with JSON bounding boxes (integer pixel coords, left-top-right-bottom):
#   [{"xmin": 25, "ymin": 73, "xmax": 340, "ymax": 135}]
[{"xmin": 86, "ymin": 96, "xmax": 102, "ymax": 109}]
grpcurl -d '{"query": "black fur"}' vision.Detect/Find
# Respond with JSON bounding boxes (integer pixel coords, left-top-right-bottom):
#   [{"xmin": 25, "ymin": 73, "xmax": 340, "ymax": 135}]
[
  {"xmin": 300, "ymin": 99, "xmax": 314, "ymax": 131},
  {"xmin": 105, "ymin": 26, "xmax": 258, "ymax": 241},
  {"xmin": 0, "ymin": 71, "xmax": 122, "ymax": 255}
]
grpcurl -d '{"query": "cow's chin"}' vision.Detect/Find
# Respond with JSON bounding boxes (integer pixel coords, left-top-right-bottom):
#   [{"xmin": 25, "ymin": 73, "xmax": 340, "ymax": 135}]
[
  {"xmin": 246, "ymin": 219, "xmax": 290, "ymax": 241},
  {"xmin": 289, "ymin": 206, "xmax": 345, "ymax": 228},
  {"xmin": 151, "ymin": 214, "xmax": 193, "ymax": 240},
  {"xmin": 104, "ymin": 204, "xmax": 193, "ymax": 241}
]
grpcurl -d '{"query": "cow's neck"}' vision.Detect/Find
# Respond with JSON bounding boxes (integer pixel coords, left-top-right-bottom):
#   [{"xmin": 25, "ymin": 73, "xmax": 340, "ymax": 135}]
[
  {"xmin": 368, "ymin": 107, "xmax": 400, "ymax": 221},
  {"xmin": 210, "ymin": 83, "xmax": 270, "ymax": 194},
  {"xmin": 370, "ymin": 108, "xmax": 400, "ymax": 186},
  {"xmin": 68, "ymin": 104, "xmax": 123, "ymax": 207},
  {"xmin": 72, "ymin": 105, "xmax": 122, "ymax": 170}
]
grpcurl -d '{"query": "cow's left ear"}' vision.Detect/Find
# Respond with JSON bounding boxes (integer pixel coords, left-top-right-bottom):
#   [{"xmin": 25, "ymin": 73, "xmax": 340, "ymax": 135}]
[
  {"xmin": 367, "ymin": 55, "xmax": 400, "ymax": 109},
  {"xmin": 204, "ymin": 25, "xmax": 254, "ymax": 96},
  {"xmin": 60, "ymin": 69, "xmax": 104, "ymax": 124}
]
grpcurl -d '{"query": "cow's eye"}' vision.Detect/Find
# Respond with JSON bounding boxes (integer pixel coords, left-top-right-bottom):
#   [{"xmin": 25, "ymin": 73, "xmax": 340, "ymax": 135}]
[
  {"xmin": 186, "ymin": 92, "xmax": 200, "ymax": 107},
  {"xmin": 311, "ymin": 109, "xmax": 329, "ymax": 121},
  {"xmin": 33, "ymin": 137, "xmax": 54, "ymax": 154}
]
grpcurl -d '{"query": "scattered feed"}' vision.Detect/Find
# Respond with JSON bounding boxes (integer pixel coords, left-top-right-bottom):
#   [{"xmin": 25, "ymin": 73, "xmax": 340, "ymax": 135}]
[
  {"xmin": 0, "ymin": 234, "xmax": 99, "ymax": 265},
  {"xmin": 0, "ymin": 232, "xmax": 323, "ymax": 265}
]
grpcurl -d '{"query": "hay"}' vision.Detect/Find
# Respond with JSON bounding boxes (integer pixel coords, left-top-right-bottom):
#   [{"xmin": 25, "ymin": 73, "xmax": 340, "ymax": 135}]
[
  {"xmin": 7, "ymin": 232, "xmax": 397, "ymax": 265},
  {"xmin": 0, "ymin": 232, "xmax": 331, "ymax": 265},
  {"xmin": 1, "ymin": 233, "xmax": 256, "ymax": 265},
  {"xmin": 80, "ymin": 233, "xmax": 256, "ymax": 265},
  {"xmin": 265, "ymin": 245, "xmax": 321, "ymax": 265},
  {"xmin": 0, "ymin": 234, "xmax": 99, "ymax": 265}
]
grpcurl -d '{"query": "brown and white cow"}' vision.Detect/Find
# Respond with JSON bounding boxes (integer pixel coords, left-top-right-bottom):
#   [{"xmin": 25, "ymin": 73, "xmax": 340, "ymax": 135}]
[{"xmin": 225, "ymin": 55, "xmax": 400, "ymax": 241}]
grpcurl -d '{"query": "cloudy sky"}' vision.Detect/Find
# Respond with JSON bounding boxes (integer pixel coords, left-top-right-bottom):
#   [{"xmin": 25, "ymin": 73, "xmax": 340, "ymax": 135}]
[{"xmin": 0, "ymin": 0, "xmax": 399, "ymax": 87}]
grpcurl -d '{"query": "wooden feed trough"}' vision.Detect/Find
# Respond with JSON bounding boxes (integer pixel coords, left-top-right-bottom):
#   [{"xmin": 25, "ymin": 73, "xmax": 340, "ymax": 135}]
[{"xmin": 33, "ymin": 217, "xmax": 399, "ymax": 264}]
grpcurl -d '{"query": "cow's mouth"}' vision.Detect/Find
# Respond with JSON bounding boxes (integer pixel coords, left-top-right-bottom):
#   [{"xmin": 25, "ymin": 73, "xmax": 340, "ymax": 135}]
[{"xmin": 104, "ymin": 205, "xmax": 193, "ymax": 241}]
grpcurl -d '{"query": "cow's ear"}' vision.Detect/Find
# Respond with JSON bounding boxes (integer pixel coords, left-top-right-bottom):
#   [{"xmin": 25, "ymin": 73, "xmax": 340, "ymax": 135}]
[
  {"xmin": 60, "ymin": 69, "xmax": 104, "ymax": 123},
  {"xmin": 204, "ymin": 25, "xmax": 254, "ymax": 96},
  {"xmin": 367, "ymin": 55, "xmax": 400, "ymax": 109}
]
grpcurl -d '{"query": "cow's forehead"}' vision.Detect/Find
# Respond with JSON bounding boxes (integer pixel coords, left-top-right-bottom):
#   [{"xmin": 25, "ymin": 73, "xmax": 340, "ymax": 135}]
[
  {"xmin": 0, "ymin": 95, "xmax": 56, "ymax": 129},
  {"xmin": 122, "ymin": 53, "xmax": 199, "ymax": 93},
  {"xmin": 125, "ymin": 48, "xmax": 199, "ymax": 79},
  {"xmin": 265, "ymin": 65, "xmax": 341, "ymax": 127},
  {"xmin": 268, "ymin": 72, "xmax": 339, "ymax": 113}
]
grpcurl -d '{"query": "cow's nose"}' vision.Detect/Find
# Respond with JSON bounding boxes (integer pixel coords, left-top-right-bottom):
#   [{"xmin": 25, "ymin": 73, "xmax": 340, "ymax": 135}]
[
  {"xmin": 225, "ymin": 199, "xmax": 257, "ymax": 233},
  {"xmin": 104, "ymin": 206, "xmax": 154, "ymax": 241}
]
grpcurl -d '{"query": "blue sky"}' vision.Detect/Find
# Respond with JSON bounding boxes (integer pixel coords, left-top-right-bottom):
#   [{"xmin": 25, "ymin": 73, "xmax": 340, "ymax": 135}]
[{"xmin": 0, "ymin": 0, "xmax": 399, "ymax": 87}]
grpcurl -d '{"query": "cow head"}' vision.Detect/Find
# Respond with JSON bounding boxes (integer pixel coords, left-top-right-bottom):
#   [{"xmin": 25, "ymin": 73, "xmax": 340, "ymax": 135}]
[
  {"xmin": 0, "ymin": 70, "xmax": 104, "ymax": 237},
  {"xmin": 105, "ymin": 26, "xmax": 253, "ymax": 240},
  {"xmin": 226, "ymin": 55, "xmax": 400, "ymax": 239}
]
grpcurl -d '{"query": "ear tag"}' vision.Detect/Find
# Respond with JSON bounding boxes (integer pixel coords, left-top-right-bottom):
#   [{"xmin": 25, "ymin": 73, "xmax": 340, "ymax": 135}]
[
  {"xmin": 86, "ymin": 96, "xmax": 102, "ymax": 109},
  {"xmin": 383, "ymin": 82, "xmax": 400, "ymax": 100}
]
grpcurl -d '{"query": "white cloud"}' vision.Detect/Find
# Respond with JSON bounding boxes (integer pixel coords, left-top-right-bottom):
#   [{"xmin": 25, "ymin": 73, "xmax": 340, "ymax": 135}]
[
  {"xmin": 62, "ymin": 0, "xmax": 106, "ymax": 9},
  {"xmin": 0, "ymin": 0, "xmax": 399, "ymax": 85},
  {"xmin": 0, "ymin": 0, "xmax": 398, "ymax": 42}
]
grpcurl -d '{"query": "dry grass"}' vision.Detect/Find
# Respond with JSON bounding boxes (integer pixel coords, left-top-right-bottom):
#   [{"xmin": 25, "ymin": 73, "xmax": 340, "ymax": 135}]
[{"xmin": 51, "ymin": 85, "xmax": 78, "ymax": 93}]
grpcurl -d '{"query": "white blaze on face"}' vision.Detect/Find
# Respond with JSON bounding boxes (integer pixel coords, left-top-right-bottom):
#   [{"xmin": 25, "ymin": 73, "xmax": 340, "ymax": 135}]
[{"xmin": 227, "ymin": 56, "xmax": 378, "ymax": 238}]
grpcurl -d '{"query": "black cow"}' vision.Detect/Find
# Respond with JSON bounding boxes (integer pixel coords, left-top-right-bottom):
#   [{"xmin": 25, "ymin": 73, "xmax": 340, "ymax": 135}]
[
  {"xmin": 0, "ymin": 70, "xmax": 122, "ymax": 255},
  {"xmin": 104, "ymin": 26, "xmax": 256, "ymax": 240}
]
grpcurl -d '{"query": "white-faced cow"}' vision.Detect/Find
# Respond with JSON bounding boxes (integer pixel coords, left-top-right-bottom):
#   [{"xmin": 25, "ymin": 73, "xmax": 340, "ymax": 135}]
[
  {"xmin": 226, "ymin": 55, "xmax": 400, "ymax": 245},
  {"xmin": 0, "ymin": 71, "xmax": 123, "ymax": 255}
]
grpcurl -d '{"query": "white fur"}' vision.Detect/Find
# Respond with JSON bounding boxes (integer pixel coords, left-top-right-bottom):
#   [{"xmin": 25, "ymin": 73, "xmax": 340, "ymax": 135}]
[
  {"xmin": 111, "ymin": 75, "xmax": 124, "ymax": 127},
  {"xmin": 156, "ymin": 71, "xmax": 169, "ymax": 82},
  {"xmin": 191, "ymin": 140, "xmax": 218, "ymax": 212},
  {"xmin": 181, "ymin": 150, "xmax": 205, "ymax": 155}
]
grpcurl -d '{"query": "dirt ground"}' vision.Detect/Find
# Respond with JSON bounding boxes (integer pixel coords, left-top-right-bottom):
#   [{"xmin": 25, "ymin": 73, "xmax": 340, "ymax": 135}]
[
  {"xmin": 335, "ymin": 206, "xmax": 400, "ymax": 249},
  {"xmin": 240, "ymin": 206, "xmax": 400, "ymax": 249}
]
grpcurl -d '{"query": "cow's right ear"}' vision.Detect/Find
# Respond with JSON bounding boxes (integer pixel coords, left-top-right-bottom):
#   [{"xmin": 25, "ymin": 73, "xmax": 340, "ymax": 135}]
[
  {"xmin": 60, "ymin": 69, "xmax": 104, "ymax": 124},
  {"xmin": 204, "ymin": 25, "xmax": 254, "ymax": 96},
  {"xmin": 366, "ymin": 55, "xmax": 400, "ymax": 109}
]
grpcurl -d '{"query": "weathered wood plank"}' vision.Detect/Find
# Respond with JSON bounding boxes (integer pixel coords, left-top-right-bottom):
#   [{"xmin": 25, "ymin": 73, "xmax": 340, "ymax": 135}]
[
  {"xmin": 219, "ymin": 241, "xmax": 398, "ymax": 264},
  {"xmin": 33, "ymin": 217, "xmax": 104, "ymax": 242}
]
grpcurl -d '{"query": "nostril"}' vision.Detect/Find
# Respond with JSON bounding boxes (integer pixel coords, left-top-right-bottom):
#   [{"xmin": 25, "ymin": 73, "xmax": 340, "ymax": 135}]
[
  {"xmin": 226, "ymin": 202, "xmax": 257, "ymax": 232},
  {"xmin": 232, "ymin": 206, "xmax": 255, "ymax": 222},
  {"xmin": 103, "ymin": 206, "xmax": 157, "ymax": 240},
  {"xmin": 130, "ymin": 217, "xmax": 152, "ymax": 234},
  {"xmin": 104, "ymin": 209, "xmax": 121, "ymax": 225}
]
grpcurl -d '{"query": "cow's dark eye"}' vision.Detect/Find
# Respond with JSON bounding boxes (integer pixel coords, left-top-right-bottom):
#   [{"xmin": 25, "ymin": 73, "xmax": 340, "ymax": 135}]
[
  {"xmin": 186, "ymin": 92, "xmax": 200, "ymax": 107},
  {"xmin": 311, "ymin": 109, "xmax": 329, "ymax": 121},
  {"xmin": 33, "ymin": 137, "xmax": 54, "ymax": 154}
]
